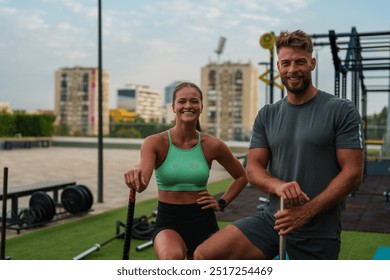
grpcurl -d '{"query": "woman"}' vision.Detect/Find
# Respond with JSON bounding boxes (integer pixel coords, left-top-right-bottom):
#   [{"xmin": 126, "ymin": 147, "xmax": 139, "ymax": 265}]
[{"xmin": 124, "ymin": 82, "xmax": 247, "ymax": 259}]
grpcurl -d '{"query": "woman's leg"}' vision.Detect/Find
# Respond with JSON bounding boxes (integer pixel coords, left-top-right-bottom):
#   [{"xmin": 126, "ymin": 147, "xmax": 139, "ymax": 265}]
[{"xmin": 154, "ymin": 229, "xmax": 187, "ymax": 260}]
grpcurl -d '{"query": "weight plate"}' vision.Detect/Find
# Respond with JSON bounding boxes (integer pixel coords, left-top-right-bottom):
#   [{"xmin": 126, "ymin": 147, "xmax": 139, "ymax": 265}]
[
  {"xmin": 61, "ymin": 185, "xmax": 87, "ymax": 214},
  {"xmin": 31, "ymin": 206, "xmax": 48, "ymax": 223},
  {"xmin": 72, "ymin": 185, "xmax": 88, "ymax": 212},
  {"xmin": 29, "ymin": 191, "xmax": 56, "ymax": 222},
  {"xmin": 18, "ymin": 209, "xmax": 36, "ymax": 226},
  {"xmin": 76, "ymin": 184, "xmax": 93, "ymax": 211}
]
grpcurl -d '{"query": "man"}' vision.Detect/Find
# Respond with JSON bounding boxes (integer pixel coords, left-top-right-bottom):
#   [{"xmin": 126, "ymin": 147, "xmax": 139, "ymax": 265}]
[{"xmin": 194, "ymin": 29, "xmax": 364, "ymax": 260}]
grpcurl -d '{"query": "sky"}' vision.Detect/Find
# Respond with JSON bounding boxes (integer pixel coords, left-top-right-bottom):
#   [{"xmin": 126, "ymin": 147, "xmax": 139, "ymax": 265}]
[{"xmin": 0, "ymin": 0, "xmax": 389, "ymax": 115}]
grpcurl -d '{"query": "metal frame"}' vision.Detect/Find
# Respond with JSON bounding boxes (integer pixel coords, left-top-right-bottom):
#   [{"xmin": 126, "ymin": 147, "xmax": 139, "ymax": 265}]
[
  {"xmin": 311, "ymin": 27, "xmax": 390, "ymax": 138},
  {"xmin": 312, "ymin": 27, "xmax": 389, "ymax": 175}
]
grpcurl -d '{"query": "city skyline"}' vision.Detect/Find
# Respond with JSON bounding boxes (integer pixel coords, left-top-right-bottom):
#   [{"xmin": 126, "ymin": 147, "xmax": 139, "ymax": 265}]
[{"xmin": 0, "ymin": 0, "xmax": 389, "ymax": 115}]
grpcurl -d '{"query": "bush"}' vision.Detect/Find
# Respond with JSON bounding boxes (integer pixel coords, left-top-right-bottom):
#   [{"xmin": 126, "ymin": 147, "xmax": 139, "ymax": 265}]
[
  {"xmin": 0, "ymin": 113, "xmax": 16, "ymax": 136},
  {"xmin": 0, "ymin": 113, "xmax": 56, "ymax": 137},
  {"xmin": 110, "ymin": 122, "xmax": 173, "ymax": 138}
]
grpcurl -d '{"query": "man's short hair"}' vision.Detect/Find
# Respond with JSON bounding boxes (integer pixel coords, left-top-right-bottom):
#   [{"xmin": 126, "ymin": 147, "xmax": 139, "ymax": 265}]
[{"xmin": 275, "ymin": 30, "xmax": 313, "ymax": 55}]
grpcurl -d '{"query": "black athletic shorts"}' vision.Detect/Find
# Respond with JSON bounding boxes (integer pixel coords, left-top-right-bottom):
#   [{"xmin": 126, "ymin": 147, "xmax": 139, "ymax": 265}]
[
  {"xmin": 153, "ymin": 201, "xmax": 219, "ymax": 258},
  {"xmin": 233, "ymin": 208, "xmax": 341, "ymax": 260}
]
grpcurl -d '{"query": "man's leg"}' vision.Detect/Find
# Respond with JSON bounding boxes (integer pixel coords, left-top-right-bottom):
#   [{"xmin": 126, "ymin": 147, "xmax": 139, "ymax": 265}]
[{"xmin": 193, "ymin": 224, "xmax": 267, "ymax": 260}]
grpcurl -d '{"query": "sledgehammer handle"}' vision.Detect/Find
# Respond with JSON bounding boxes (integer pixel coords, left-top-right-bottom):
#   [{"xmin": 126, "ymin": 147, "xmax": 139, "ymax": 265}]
[
  {"xmin": 279, "ymin": 197, "xmax": 286, "ymax": 260},
  {"xmin": 122, "ymin": 188, "xmax": 136, "ymax": 260}
]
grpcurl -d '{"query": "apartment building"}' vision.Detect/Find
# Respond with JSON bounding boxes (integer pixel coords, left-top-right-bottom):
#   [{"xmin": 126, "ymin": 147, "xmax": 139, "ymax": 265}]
[
  {"xmin": 161, "ymin": 80, "xmax": 186, "ymax": 125},
  {"xmin": 200, "ymin": 61, "xmax": 259, "ymax": 141},
  {"xmin": 54, "ymin": 66, "xmax": 110, "ymax": 136},
  {"xmin": 117, "ymin": 84, "xmax": 161, "ymax": 122}
]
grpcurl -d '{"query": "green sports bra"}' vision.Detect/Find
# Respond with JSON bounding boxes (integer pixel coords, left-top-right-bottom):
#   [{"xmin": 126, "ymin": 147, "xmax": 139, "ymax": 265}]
[{"xmin": 155, "ymin": 130, "xmax": 210, "ymax": 192}]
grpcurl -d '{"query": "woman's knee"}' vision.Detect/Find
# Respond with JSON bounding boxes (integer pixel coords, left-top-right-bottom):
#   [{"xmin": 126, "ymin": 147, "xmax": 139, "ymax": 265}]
[
  {"xmin": 156, "ymin": 248, "xmax": 186, "ymax": 260},
  {"xmin": 193, "ymin": 244, "xmax": 208, "ymax": 260},
  {"xmin": 154, "ymin": 229, "xmax": 187, "ymax": 260}
]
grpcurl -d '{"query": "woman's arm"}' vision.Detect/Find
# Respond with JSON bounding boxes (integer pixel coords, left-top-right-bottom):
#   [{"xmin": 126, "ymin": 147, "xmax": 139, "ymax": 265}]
[{"xmin": 124, "ymin": 136, "xmax": 158, "ymax": 193}]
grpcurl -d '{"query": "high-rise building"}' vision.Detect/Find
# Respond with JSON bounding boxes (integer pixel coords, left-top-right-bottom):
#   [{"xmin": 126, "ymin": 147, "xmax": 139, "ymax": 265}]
[
  {"xmin": 164, "ymin": 80, "xmax": 185, "ymax": 105},
  {"xmin": 117, "ymin": 84, "xmax": 161, "ymax": 122},
  {"xmin": 200, "ymin": 61, "xmax": 259, "ymax": 141},
  {"xmin": 161, "ymin": 80, "xmax": 186, "ymax": 125},
  {"xmin": 54, "ymin": 66, "xmax": 110, "ymax": 136}
]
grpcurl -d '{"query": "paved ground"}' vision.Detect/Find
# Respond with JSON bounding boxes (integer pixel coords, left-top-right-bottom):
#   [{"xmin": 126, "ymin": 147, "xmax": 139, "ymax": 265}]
[{"xmin": 0, "ymin": 146, "xmax": 232, "ymax": 238}]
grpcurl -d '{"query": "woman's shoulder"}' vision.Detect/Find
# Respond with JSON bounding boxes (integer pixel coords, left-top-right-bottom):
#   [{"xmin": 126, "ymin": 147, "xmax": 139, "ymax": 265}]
[
  {"xmin": 200, "ymin": 132, "xmax": 227, "ymax": 149},
  {"xmin": 200, "ymin": 132, "xmax": 217, "ymax": 141},
  {"xmin": 142, "ymin": 131, "xmax": 169, "ymax": 147}
]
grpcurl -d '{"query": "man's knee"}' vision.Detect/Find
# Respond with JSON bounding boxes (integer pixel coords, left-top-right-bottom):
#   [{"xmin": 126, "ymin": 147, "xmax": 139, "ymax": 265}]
[{"xmin": 194, "ymin": 225, "xmax": 236, "ymax": 260}]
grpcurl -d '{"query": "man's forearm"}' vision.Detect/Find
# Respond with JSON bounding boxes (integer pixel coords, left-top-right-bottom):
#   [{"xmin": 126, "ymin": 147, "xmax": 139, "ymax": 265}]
[{"xmin": 304, "ymin": 169, "xmax": 362, "ymax": 218}]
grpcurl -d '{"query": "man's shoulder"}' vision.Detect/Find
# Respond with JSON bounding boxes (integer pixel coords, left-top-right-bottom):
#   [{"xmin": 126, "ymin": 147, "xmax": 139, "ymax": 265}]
[
  {"xmin": 317, "ymin": 90, "xmax": 355, "ymax": 107},
  {"xmin": 260, "ymin": 97, "xmax": 286, "ymax": 112}
]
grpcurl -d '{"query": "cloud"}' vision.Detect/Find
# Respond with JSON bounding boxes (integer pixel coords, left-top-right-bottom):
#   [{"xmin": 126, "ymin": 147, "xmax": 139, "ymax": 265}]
[
  {"xmin": 0, "ymin": 0, "xmax": 388, "ymax": 114},
  {"xmin": 58, "ymin": 21, "xmax": 80, "ymax": 32},
  {"xmin": 0, "ymin": 6, "xmax": 16, "ymax": 14},
  {"xmin": 68, "ymin": 51, "xmax": 89, "ymax": 62},
  {"xmin": 62, "ymin": 0, "xmax": 83, "ymax": 14}
]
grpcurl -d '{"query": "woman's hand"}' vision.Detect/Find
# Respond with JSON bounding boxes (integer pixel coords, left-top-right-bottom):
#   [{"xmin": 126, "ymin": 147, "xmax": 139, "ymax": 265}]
[
  {"xmin": 124, "ymin": 166, "xmax": 147, "ymax": 193},
  {"xmin": 196, "ymin": 190, "xmax": 221, "ymax": 211}
]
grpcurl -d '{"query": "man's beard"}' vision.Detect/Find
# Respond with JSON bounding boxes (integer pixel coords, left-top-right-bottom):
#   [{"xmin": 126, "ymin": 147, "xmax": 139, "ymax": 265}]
[{"xmin": 281, "ymin": 72, "xmax": 311, "ymax": 96}]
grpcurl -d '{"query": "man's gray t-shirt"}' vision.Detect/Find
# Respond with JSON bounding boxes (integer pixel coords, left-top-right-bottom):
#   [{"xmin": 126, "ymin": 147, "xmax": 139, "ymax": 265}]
[{"xmin": 249, "ymin": 90, "xmax": 364, "ymax": 239}]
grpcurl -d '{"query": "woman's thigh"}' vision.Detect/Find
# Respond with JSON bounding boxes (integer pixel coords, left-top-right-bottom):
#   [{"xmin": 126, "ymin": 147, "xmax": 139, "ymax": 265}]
[{"xmin": 154, "ymin": 229, "xmax": 187, "ymax": 260}]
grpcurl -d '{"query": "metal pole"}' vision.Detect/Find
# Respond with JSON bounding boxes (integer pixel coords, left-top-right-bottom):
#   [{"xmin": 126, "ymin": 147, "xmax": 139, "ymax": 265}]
[
  {"xmin": 315, "ymin": 49, "xmax": 319, "ymax": 87},
  {"xmin": 258, "ymin": 62, "xmax": 270, "ymax": 105},
  {"xmin": 269, "ymin": 49, "xmax": 274, "ymax": 104},
  {"xmin": 279, "ymin": 196, "xmax": 286, "ymax": 260},
  {"xmin": 215, "ymin": 36, "xmax": 226, "ymax": 139},
  {"xmin": 97, "ymin": 0, "xmax": 103, "ymax": 203},
  {"xmin": 1, "ymin": 167, "xmax": 9, "ymax": 260},
  {"xmin": 216, "ymin": 54, "xmax": 221, "ymax": 138},
  {"xmin": 136, "ymin": 240, "xmax": 153, "ymax": 252},
  {"xmin": 265, "ymin": 76, "xmax": 269, "ymax": 104}
]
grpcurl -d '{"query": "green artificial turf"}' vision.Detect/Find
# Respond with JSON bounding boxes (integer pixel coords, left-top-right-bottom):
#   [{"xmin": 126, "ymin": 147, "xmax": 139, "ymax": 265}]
[
  {"xmin": 339, "ymin": 230, "xmax": 390, "ymax": 260},
  {"xmin": 4, "ymin": 178, "xmax": 390, "ymax": 260}
]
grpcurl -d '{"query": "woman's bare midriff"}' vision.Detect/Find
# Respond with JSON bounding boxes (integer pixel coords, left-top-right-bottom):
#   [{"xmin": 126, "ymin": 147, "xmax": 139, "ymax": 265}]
[{"xmin": 158, "ymin": 189, "xmax": 206, "ymax": 204}]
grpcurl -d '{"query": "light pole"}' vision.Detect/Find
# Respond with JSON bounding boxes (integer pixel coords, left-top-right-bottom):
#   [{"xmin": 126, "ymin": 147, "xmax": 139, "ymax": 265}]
[
  {"xmin": 315, "ymin": 48, "xmax": 319, "ymax": 87},
  {"xmin": 259, "ymin": 32, "xmax": 275, "ymax": 104},
  {"xmin": 215, "ymin": 36, "xmax": 226, "ymax": 139},
  {"xmin": 97, "ymin": 0, "xmax": 103, "ymax": 203},
  {"xmin": 259, "ymin": 62, "xmax": 270, "ymax": 105}
]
